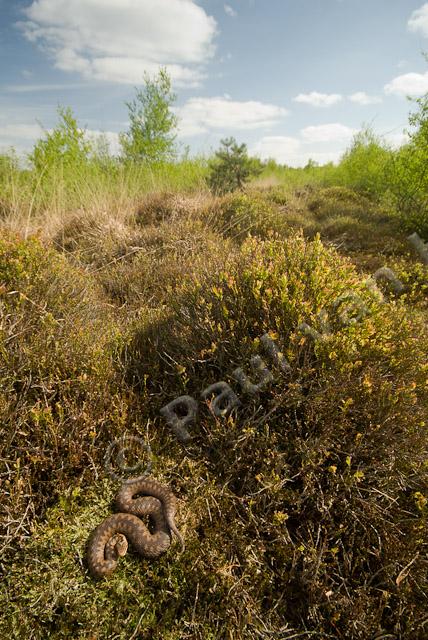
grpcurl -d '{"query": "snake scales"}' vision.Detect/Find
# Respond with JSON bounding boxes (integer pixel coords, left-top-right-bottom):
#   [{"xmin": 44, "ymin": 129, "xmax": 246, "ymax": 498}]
[{"xmin": 87, "ymin": 477, "xmax": 184, "ymax": 578}]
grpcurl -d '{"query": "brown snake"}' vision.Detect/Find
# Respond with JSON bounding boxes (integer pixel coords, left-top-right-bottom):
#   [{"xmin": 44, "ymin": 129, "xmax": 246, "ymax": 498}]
[{"xmin": 87, "ymin": 477, "xmax": 184, "ymax": 578}]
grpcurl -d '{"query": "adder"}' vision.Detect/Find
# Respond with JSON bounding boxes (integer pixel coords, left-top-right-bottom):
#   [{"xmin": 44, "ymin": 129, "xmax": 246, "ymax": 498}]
[{"xmin": 87, "ymin": 477, "xmax": 183, "ymax": 578}]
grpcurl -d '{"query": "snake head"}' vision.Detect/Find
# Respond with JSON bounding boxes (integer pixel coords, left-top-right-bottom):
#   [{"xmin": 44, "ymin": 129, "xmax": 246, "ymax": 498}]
[{"xmin": 105, "ymin": 533, "xmax": 128, "ymax": 560}]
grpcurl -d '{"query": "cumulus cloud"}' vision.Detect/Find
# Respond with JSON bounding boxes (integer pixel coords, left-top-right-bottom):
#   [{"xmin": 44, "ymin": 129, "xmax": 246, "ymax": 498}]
[
  {"xmin": 293, "ymin": 91, "xmax": 343, "ymax": 107},
  {"xmin": 251, "ymin": 121, "xmax": 358, "ymax": 167},
  {"xmin": 348, "ymin": 91, "xmax": 382, "ymax": 105},
  {"xmin": 176, "ymin": 96, "xmax": 288, "ymax": 137},
  {"xmin": 0, "ymin": 123, "xmax": 44, "ymax": 153},
  {"xmin": 251, "ymin": 136, "xmax": 301, "ymax": 163},
  {"xmin": 224, "ymin": 4, "xmax": 237, "ymax": 17},
  {"xmin": 408, "ymin": 3, "xmax": 428, "ymax": 37},
  {"xmin": 17, "ymin": 0, "xmax": 217, "ymax": 87},
  {"xmin": 384, "ymin": 71, "xmax": 428, "ymax": 97},
  {"xmin": 0, "ymin": 123, "xmax": 44, "ymax": 140},
  {"xmin": 85, "ymin": 130, "xmax": 121, "ymax": 155},
  {"xmin": 301, "ymin": 123, "xmax": 356, "ymax": 143},
  {"xmin": 251, "ymin": 136, "xmax": 343, "ymax": 167},
  {"xmin": 383, "ymin": 130, "xmax": 409, "ymax": 149}
]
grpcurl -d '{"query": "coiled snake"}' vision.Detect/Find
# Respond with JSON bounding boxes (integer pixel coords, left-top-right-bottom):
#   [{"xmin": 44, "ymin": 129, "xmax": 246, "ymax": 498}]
[{"xmin": 87, "ymin": 477, "xmax": 184, "ymax": 578}]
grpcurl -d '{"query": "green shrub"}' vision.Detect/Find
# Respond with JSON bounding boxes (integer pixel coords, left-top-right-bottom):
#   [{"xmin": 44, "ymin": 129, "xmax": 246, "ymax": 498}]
[{"xmin": 307, "ymin": 186, "xmax": 369, "ymax": 219}]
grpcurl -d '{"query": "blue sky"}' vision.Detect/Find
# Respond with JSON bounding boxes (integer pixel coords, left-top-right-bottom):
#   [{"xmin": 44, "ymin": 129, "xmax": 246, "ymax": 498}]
[{"xmin": 1, "ymin": 0, "xmax": 428, "ymax": 165}]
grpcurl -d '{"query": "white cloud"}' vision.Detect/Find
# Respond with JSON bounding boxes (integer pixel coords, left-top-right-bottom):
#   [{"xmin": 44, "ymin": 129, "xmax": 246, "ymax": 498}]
[
  {"xmin": 176, "ymin": 96, "xmax": 288, "ymax": 137},
  {"xmin": 18, "ymin": 0, "xmax": 217, "ymax": 87},
  {"xmin": 384, "ymin": 71, "xmax": 428, "ymax": 97},
  {"xmin": 252, "ymin": 121, "xmax": 358, "ymax": 167},
  {"xmin": 251, "ymin": 135, "xmax": 343, "ymax": 167},
  {"xmin": 383, "ymin": 130, "xmax": 409, "ymax": 149},
  {"xmin": 85, "ymin": 130, "xmax": 121, "ymax": 155},
  {"xmin": 0, "ymin": 123, "xmax": 44, "ymax": 140},
  {"xmin": 251, "ymin": 136, "xmax": 301, "ymax": 164},
  {"xmin": 301, "ymin": 123, "xmax": 356, "ymax": 143},
  {"xmin": 0, "ymin": 123, "xmax": 44, "ymax": 154},
  {"xmin": 224, "ymin": 4, "xmax": 237, "ymax": 17},
  {"xmin": 408, "ymin": 3, "xmax": 428, "ymax": 37},
  {"xmin": 348, "ymin": 91, "xmax": 382, "ymax": 105},
  {"xmin": 293, "ymin": 91, "xmax": 343, "ymax": 107},
  {"xmin": 3, "ymin": 82, "xmax": 89, "ymax": 93}
]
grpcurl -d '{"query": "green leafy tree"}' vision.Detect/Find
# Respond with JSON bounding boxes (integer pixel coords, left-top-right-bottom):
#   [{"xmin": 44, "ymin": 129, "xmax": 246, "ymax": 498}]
[
  {"xmin": 29, "ymin": 106, "xmax": 92, "ymax": 174},
  {"xmin": 337, "ymin": 126, "xmax": 393, "ymax": 197},
  {"xmin": 208, "ymin": 137, "xmax": 262, "ymax": 195},
  {"xmin": 119, "ymin": 68, "xmax": 178, "ymax": 163},
  {"xmin": 389, "ymin": 91, "xmax": 428, "ymax": 234}
]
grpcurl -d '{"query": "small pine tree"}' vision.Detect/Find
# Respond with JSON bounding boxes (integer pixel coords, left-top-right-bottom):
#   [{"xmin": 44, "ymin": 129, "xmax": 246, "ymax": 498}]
[
  {"xmin": 208, "ymin": 137, "xmax": 262, "ymax": 195},
  {"xmin": 120, "ymin": 68, "xmax": 178, "ymax": 163}
]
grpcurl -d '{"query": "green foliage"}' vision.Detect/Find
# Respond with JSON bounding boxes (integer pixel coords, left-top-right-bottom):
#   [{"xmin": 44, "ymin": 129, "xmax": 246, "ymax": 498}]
[
  {"xmin": 207, "ymin": 137, "xmax": 262, "ymax": 195},
  {"xmin": 389, "ymin": 92, "xmax": 428, "ymax": 235},
  {"xmin": 335, "ymin": 126, "xmax": 393, "ymax": 197},
  {"xmin": 29, "ymin": 106, "xmax": 92, "ymax": 174},
  {"xmin": 254, "ymin": 158, "xmax": 338, "ymax": 190},
  {"xmin": 306, "ymin": 186, "xmax": 395, "ymax": 230},
  {"xmin": 119, "ymin": 68, "xmax": 178, "ymax": 163}
]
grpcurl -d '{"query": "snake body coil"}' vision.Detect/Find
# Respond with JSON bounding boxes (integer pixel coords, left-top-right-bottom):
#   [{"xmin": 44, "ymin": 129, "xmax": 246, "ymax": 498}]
[{"xmin": 87, "ymin": 477, "xmax": 183, "ymax": 578}]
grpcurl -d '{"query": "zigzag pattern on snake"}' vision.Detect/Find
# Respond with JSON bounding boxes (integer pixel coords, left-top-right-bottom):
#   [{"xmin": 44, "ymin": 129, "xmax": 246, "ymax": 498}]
[{"xmin": 87, "ymin": 477, "xmax": 184, "ymax": 578}]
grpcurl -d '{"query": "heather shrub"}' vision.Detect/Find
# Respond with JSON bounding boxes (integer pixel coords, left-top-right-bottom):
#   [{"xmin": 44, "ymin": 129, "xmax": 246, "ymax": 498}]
[
  {"xmin": 385, "ymin": 257, "xmax": 428, "ymax": 308},
  {"xmin": 97, "ymin": 217, "xmax": 235, "ymax": 308},
  {"xmin": 121, "ymin": 233, "xmax": 428, "ymax": 638}
]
